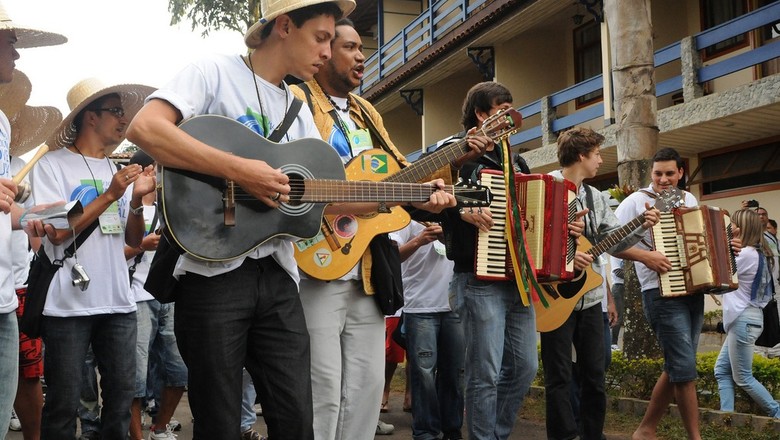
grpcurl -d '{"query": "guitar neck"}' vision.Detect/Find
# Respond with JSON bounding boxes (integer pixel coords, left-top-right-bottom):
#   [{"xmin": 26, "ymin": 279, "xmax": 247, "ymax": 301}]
[
  {"xmin": 385, "ymin": 138, "xmax": 470, "ymax": 183},
  {"xmin": 587, "ymin": 216, "xmax": 644, "ymax": 258},
  {"xmin": 295, "ymin": 179, "xmax": 453, "ymax": 203}
]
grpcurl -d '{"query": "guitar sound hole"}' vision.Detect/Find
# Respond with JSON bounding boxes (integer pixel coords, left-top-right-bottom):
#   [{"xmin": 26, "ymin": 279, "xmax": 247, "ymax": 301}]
[{"xmin": 287, "ymin": 175, "xmax": 304, "ymax": 206}]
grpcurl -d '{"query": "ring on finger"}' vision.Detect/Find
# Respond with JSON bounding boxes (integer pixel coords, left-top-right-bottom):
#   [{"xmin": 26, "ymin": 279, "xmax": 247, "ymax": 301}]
[{"xmin": 270, "ymin": 192, "xmax": 281, "ymax": 202}]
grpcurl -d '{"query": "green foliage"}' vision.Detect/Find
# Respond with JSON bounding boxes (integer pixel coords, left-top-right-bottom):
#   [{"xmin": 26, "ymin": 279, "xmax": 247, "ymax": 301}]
[
  {"xmin": 537, "ymin": 346, "xmax": 780, "ymax": 417},
  {"xmin": 167, "ymin": 0, "xmax": 260, "ymax": 36}
]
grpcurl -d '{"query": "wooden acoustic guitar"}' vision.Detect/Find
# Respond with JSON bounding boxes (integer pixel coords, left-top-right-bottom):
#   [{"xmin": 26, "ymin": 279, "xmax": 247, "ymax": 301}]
[
  {"xmin": 158, "ymin": 115, "xmax": 492, "ymax": 262},
  {"xmin": 294, "ymin": 108, "xmax": 523, "ymax": 280},
  {"xmin": 534, "ymin": 187, "xmax": 683, "ymax": 332}
]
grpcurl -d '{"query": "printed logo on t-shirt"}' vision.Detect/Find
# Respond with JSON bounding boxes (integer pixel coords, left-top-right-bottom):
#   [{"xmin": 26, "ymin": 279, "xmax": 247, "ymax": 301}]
[
  {"xmin": 328, "ymin": 123, "xmax": 351, "ymax": 162},
  {"xmin": 71, "ymin": 182, "xmax": 101, "ymax": 206},
  {"xmin": 237, "ymin": 107, "xmax": 272, "ymax": 138}
]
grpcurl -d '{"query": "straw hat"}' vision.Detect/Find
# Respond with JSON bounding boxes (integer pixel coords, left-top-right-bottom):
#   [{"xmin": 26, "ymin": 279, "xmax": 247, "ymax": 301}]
[
  {"xmin": 48, "ymin": 78, "xmax": 155, "ymax": 151},
  {"xmin": 9, "ymin": 104, "xmax": 62, "ymax": 156},
  {"xmin": 244, "ymin": 0, "xmax": 355, "ymax": 48},
  {"xmin": 0, "ymin": 68, "xmax": 30, "ymax": 119},
  {"xmin": 0, "ymin": 2, "xmax": 67, "ymax": 48}
]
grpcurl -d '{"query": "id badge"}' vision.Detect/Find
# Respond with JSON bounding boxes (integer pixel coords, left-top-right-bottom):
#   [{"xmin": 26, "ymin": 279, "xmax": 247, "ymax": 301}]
[
  {"xmin": 349, "ymin": 128, "xmax": 373, "ymax": 155},
  {"xmin": 99, "ymin": 201, "xmax": 123, "ymax": 234}
]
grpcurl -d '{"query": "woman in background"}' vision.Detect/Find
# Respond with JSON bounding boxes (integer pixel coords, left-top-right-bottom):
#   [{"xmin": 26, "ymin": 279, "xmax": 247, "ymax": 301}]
[{"xmin": 714, "ymin": 209, "xmax": 780, "ymax": 418}]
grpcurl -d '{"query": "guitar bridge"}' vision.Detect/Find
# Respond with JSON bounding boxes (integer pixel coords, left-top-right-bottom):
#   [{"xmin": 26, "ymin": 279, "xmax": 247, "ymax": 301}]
[{"xmin": 223, "ymin": 180, "xmax": 236, "ymax": 226}]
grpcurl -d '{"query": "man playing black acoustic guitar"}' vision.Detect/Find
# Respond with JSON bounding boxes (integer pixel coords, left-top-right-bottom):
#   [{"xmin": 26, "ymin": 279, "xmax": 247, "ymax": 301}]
[{"xmin": 127, "ymin": 1, "xmax": 460, "ymax": 438}]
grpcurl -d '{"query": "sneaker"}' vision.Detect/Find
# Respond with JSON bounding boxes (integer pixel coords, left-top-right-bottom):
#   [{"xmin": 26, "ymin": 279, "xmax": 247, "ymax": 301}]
[
  {"xmin": 253, "ymin": 403, "xmax": 263, "ymax": 416},
  {"xmin": 148, "ymin": 424, "xmax": 177, "ymax": 439},
  {"xmin": 9, "ymin": 409, "xmax": 21, "ymax": 431},
  {"xmin": 610, "ymin": 344, "xmax": 620, "ymax": 351},
  {"xmin": 241, "ymin": 428, "xmax": 266, "ymax": 440},
  {"xmin": 169, "ymin": 418, "xmax": 182, "ymax": 431},
  {"xmin": 376, "ymin": 420, "xmax": 394, "ymax": 435}
]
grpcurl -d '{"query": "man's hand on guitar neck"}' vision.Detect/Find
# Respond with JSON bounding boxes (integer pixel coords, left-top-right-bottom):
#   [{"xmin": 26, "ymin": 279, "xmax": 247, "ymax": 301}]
[
  {"xmin": 451, "ymin": 129, "xmax": 492, "ymax": 169},
  {"xmin": 640, "ymin": 202, "xmax": 661, "ymax": 229},
  {"xmin": 409, "ymin": 178, "xmax": 457, "ymax": 214}
]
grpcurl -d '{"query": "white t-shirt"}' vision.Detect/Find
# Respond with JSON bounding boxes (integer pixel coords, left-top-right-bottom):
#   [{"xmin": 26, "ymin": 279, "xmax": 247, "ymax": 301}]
[
  {"xmin": 129, "ymin": 205, "xmax": 156, "ymax": 303},
  {"xmin": 31, "ymin": 148, "xmax": 136, "ymax": 317},
  {"xmin": 722, "ymin": 246, "xmax": 772, "ymax": 331},
  {"xmin": 389, "ymin": 222, "xmax": 454, "ymax": 313},
  {"xmin": 0, "ymin": 111, "xmax": 16, "ymax": 314},
  {"xmin": 11, "ymin": 156, "xmax": 34, "ymax": 288},
  {"xmin": 614, "ymin": 185, "xmax": 697, "ymax": 291},
  {"xmin": 147, "ymin": 53, "xmax": 320, "ymax": 284}
]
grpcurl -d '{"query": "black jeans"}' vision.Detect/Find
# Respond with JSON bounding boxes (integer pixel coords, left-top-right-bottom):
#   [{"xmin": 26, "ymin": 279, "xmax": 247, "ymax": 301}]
[
  {"xmin": 540, "ymin": 305, "xmax": 605, "ymax": 440},
  {"xmin": 175, "ymin": 257, "xmax": 313, "ymax": 440}
]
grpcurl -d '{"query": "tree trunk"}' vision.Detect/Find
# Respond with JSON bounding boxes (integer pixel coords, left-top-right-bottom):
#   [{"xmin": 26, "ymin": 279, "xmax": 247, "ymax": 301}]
[{"xmin": 604, "ymin": 0, "xmax": 661, "ymax": 359}]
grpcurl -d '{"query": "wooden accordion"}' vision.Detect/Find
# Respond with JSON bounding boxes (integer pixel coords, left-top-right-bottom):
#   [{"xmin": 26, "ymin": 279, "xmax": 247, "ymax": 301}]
[
  {"xmin": 474, "ymin": 171, "xmax": 576, "ymax": 282},
  {"xmin": 651, "ymin": 205, "xmax": 738, "ymax": 297}
]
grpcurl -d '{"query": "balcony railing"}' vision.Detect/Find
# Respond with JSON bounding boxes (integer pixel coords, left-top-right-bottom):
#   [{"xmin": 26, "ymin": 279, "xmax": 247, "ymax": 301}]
[
  {"xmin": 387, "ymin": 2, "xmax": 780, "ymax": 161},
  {"xmin": 507, "ymin": 0, "xmax": 780, "ymax": 149},
  {"xmin": 359, "ymin": 0, "xmax": 491, "ymax": 94}
]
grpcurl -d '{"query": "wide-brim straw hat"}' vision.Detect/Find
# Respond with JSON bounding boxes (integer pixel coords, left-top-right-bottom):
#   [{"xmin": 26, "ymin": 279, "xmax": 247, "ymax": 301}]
[
  {"xmin": 10, "ymin": 105, "xmax": 62, "ymax": 156},
  {"xmin": 0, "ymin": 2, "xmax": 67, "ymax": 48},
  {"xmin": 244, "ymin": 0, "xmax": 355, "ymax": 48},
  {"xmin": 48, "ymin": 78, "xmax": 155, "ymax": 152},
  {"xmin": 0, "ymin": 69, "xmax": 30, "ymax": 119}
]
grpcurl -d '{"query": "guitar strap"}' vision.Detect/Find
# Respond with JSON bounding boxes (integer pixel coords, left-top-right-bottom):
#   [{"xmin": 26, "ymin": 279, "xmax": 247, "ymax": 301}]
[
  {"xmin": 267, "ymin": 97, "xmax": 303, "ymax": 143},
  {"xmin": 499, "ymin": 138, "xmax": 542, "ymax": 307}
]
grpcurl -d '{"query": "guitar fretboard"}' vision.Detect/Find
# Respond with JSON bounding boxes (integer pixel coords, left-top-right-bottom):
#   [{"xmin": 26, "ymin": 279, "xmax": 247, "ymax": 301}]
[{"xmin": 292, "ymin": 179, "xmax": 453, "ymax": 203}]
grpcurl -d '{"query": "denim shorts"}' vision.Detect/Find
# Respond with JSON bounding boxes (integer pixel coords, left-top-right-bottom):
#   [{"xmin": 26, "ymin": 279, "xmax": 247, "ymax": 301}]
[
  {"xmin": 642, "ymin": 288, "xmax": 703, "ymax": 382},
  {"xmin": 135, "ymin": 300, "xmax": 188, "ymax": 397}
]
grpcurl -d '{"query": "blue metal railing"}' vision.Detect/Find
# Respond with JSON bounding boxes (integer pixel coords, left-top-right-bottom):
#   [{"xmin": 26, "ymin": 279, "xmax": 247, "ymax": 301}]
[
  {"xmin": 359, "ymin": 0, "xmax": 489, "ymax": 92},
  {"xmin": 384, "ymin": 1, "xmax": 780, "ymax": 156}
]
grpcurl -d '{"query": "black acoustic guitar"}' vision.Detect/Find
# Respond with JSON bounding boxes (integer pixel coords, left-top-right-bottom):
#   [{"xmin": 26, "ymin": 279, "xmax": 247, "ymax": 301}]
[{"xmin": 158, "ymin": 115, "xmax": 491, "ymax": 262}]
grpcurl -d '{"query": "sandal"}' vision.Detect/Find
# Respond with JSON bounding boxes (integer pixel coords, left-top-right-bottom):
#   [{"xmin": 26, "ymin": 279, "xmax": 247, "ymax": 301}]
[{"xmin": 380, "ymin": 401, "xmax": 389, "ymax": 413}]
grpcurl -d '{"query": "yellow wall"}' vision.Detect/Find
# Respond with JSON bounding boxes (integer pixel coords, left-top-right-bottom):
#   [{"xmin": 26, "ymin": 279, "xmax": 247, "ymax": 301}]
[
  {"xmin": 383, "ymin": 104, "xmax": 423, "ymax": 156},
  {"xmin": 421, "ymin": 70, "xmax": 483, "ymax": 146}
]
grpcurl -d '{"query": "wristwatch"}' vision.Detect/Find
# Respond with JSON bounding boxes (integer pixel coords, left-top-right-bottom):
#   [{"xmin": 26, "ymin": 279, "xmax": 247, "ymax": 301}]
[{"xmin": 129, "ymin": 204, "xmax": 144, "ymax": 216}]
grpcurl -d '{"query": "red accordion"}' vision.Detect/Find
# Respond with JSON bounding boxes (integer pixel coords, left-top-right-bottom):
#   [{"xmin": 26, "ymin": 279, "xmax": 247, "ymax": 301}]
[{"xmin": 475, "ymin": 171, "xmax": 576, "ymax": 282}]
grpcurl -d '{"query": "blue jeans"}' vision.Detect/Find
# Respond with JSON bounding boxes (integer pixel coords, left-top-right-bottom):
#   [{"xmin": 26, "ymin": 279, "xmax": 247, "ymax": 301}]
[
  {"xmin": 450, "ymin": 273, "xmax": 537, "ymax": 440},
  {"xmin": 541, "ymin": 305, "xmax": 605, "ymax": 440},
  {"xmin": 0, "ymin": 311, "xmax": 19, "ymax": 439},
  {"xmin": 642, "ymin": 288, "xmax": 703, "ymax": 382},
  {"xmin": 714, "ymin": 306, "xmax": 780, "ymax": 418},
  {"xmin": 241, "ymin": 368, "xmax": 258, "ymax": 432},
  {"xmin": 405, "ymin": 312, "xmax": 465, "ymax": 440},
  {"xmin": 175, "ymin": 257, "xmax": 312, "ymax": 440},
  {"xmin": 42, "ymin": 313, "xmax": 137, "ymax": 439},
  {"xmin": 78, "ymin": 346, "xmax": 101, "ymax": 435}
]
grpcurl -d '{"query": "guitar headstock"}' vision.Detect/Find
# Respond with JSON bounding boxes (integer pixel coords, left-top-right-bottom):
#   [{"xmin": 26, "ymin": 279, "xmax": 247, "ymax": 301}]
[
  {"xmin": 454, "ymin": 181, "xmax": 493, "ymax": 207},
  {"xmin": 480, "ymin": 108, "xmax": 523, "ymax": 143},
  {"xmin": 655, "ymin": 187, "xmax": 684, "ymax": 212}
]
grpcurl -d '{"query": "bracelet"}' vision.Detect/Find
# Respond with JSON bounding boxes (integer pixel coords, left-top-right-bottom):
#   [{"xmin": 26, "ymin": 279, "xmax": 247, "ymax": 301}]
[{"xmin": 129, "ymin": 203, "xmax": 144, "ymax": 216}]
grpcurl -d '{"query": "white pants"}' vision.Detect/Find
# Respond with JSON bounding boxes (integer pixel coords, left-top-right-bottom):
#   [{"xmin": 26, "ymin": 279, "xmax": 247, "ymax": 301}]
[{"xmin": 299, "ymin": 279, "xmax": 385, "ymax": 440}]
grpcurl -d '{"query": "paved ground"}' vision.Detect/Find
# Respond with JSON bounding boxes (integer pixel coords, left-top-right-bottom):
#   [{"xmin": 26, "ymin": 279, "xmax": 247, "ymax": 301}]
[{"xmin": 6, "ymin": 389, "xmax": 633, "ymax": 439}]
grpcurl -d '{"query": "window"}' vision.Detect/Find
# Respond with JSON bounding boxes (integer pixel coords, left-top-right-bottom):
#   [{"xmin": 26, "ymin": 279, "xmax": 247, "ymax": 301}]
[
  {"xmin": 700, "ymin": 0, "xmax": 749, "ymax": 59},
  {"xmin": 693, "ymin": 139, "xmax": 780, "ymax": 196},
  {"xmin": 573, "ymin": 20, "xmax": 603, "ymax": 107}
]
